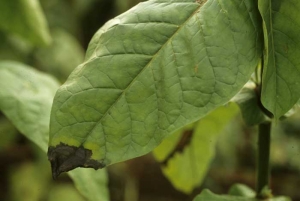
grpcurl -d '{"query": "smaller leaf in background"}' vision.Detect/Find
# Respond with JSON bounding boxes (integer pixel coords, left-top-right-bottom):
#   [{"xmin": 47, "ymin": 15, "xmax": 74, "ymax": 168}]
[
  {"xmin": 0, "ymin": 61, "xmax": 60, "ymax": 152},
  {"xmin": 0, "ymin": 0, "xmax": 51, "ymax": 46},
  {"xmin": 34, "ymin": 29, "xmax": 85, "ymax": 82},
  {"xmin": 0, "ymin": 61, "xmax": 110, "ymax": 201},
  {"xmin": 193, "ymin": 189, "xmax": 256, "ymax": 201},
  {"xmin": 232, "ymin": 82, "xmax": 269, "ymax": 126},
  {"xmin": 153, "ymin": 103, "xmax": 239, "ymax": 194},
  {"xmin": 153, "ymin": 123, "xmax": 194, "ymax": 162},
  {"xmin": 69, "ymin": 169, "xmax": 109, "ymax": 201},
  {"xmin": 48, "ymin": 184, "xmax": 86, "ymax": 201},
  {"xmin": 193, "ymin": 189, "xmax": 291, "ymax": 201},
  {"xmin": 228, "ymin": 184, "xmax": 255, "ymax": 197}
]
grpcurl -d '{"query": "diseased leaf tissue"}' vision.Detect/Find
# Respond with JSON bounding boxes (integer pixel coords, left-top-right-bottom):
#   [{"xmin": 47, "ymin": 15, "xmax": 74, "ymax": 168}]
[{"xmin": 48, "ymin": 0, "xmax": 262, "ymax": 178}]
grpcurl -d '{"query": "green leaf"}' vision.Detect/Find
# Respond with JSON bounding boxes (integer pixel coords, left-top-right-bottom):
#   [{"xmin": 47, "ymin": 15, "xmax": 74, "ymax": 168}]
[
  {"xmin": 232, "ymin": 82, "xmax": 269, "ymax": 126},
  {"xmin": 228, "ymin": 184, "xmax": 255, "ymax": 197},
  {"xmin": 47, "ymin": 184, "xmax": 86, "ymax": 201},
  {"xmin": 0, "ymin": 61, "xmax": 110, "ymax": 201},
  {"xmin": 0, "ymin": 61, "xmax": 60, "ymax": 152},
  {"xmin": 193, "ymin": 190, "xmax": 291, "ymax": 201},
  {"xmin": 259, "ymin": 0, "xmax": 300, "ymax": 118},
  {"xmin": 48, "ymin": 0, "xmax": 262, "ymax": 175},
  {"xmin": 153, "ymin": 122, "xmax": 194, "ymax": 162},
  {"xmin": 69, "ymin": 169, "xmax": 109, "ymax": 201},
  {"xmin": 0, "ymin": 0, "xmax": 51, "ymax": 46},
  {"xmin": 153, "ymin": 103, "xmax": 239, "ymax": 193}
]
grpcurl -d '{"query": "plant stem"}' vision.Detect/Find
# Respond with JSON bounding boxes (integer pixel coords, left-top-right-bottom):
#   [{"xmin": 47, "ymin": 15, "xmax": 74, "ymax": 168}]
[{"xmin": 256, "ymin": 122, "xmax": 272, "ymax": 198}]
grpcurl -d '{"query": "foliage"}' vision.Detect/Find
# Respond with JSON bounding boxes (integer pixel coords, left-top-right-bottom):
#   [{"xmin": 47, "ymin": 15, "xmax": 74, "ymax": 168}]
[
  {"xmin": 153, "ymin": 103, "xmax": 239, "ymax": 193},
  {"xmin": 259, "ymin": 1, "xmax": 300, "ymax": 118},
  {"xmin": 1, "ymin": 0, "xmax": 300, "ymax": 201},
  {"xmin": 48, "ymin": 0, "xmax": 262, "ymax": 174}
]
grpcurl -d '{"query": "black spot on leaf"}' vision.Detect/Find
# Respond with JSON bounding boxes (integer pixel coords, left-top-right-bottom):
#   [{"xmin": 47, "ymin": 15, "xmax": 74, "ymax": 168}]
[{"xmin": 48, "ymin": 143, "xmax": 105, "ymax": 179}]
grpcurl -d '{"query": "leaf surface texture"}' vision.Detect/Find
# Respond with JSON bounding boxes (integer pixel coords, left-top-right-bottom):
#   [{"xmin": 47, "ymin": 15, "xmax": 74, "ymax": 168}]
[
  {"xmin": 49, "ymin": 0, "xmax": 262, "ymax": 168},
  {"xmin": 259, "ymin": 0, "xmax": 300, "ymax": 118}
]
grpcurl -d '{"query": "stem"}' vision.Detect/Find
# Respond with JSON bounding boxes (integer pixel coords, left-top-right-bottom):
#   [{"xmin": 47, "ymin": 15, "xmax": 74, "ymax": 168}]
[{"xmin": 256, "ymin": 122, "xmax": 272, "ymax": 198}]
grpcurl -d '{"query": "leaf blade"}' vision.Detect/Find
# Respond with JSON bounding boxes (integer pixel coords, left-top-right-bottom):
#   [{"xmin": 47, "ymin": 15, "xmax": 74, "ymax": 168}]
[
  {"xmin": 259, "ymin": 0, "xmax": 300, "ymax": 118},
  {"xmin": 0, "ymin": 61, "xmax": 59, "ymax": 151},
  {"xmin": 49, "ymin": 0, "xmax": 263, "ymax": 173},
  {"xmin": 153, "ymin": 103, "xmax": 239, "ymax": 193}
]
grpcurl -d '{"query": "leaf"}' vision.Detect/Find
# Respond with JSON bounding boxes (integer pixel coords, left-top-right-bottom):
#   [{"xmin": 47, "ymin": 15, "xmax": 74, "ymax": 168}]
[
  {"xmin": 0, "ymin": 61, "xmax": 60, "ymax": 152},
  {"xmin": 153, "ymin": 122, "xmax": 194, "ymax": 162},
  {"xmin": 48, "ymin": 0, "xmax": 263, "ymax": 176},
  {"xmin": 0, "ymin": 0, "xmax": 51, "ymax": 46},
  {"xmin": 153, "ymin": 103, "xmax": 239, "ymax": 193},
  {"xmin": 259, "ymin": 0, "xmax": 300, "ymax": 118},
  {"xmin": 232, "ymin": 82, "xmax": 269, "ymax": 126},
  {"xmin": 193, "ymin": 190, "xmax": 257, "ymax": 201},
  {"xmin": 69, "ymin": 169, "xmax": 109, "ymax": 201},
  {"xmin": 0, "ymin": 61, "xmax": 110, "ymax": 201},
  {"xmin": 193, "ymin": 190, "xmax": 291, "ymax": 201},
  {"xmin": 228, "ymin": 184, "xmax": 255, "ymax": 197},
  {"xmin": 47, "ymin": 184, "xmax": 86, "ymax": 201}
]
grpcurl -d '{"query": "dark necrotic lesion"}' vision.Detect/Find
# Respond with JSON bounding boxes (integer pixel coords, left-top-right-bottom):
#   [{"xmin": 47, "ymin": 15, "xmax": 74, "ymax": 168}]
[
  {"xmin": 161, "ymin": 129, "xmax": 194, "ymax": 166},
  {"xmin": 48, "ymin": 143, "xmax": 105, "ymax": 179}
]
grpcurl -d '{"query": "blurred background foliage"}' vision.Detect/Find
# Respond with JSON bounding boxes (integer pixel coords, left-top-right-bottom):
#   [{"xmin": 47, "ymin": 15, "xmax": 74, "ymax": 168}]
[{"xmin": 0, "ymin": 0, "xmax": 300, "ymax": 201}]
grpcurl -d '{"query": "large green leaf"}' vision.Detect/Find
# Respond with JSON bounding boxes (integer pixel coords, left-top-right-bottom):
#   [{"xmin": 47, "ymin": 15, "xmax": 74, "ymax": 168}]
[
  {"xmin": 153, "ymin": 103, "xmax": 239, "ymax": 193},
  {"xmin": 0, "ymin": 61, "xmax": 110, "ymax": 201},
  {"xmin": 48, "ymin": 0, "xmax": 262, "ymax": 176},
  {"xmin": 259, "ymin": 0, "xmax": 300, "ymax": 118},
  {"xmin": 0, "ymin": 0, "xmax": 51, "ymax": 46}
]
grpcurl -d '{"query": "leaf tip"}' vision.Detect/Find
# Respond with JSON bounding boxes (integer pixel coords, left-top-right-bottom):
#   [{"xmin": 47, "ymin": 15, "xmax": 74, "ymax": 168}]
[{"xmin": 47, "ymin": 143, "xmax": 105, "ymax": 179}]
